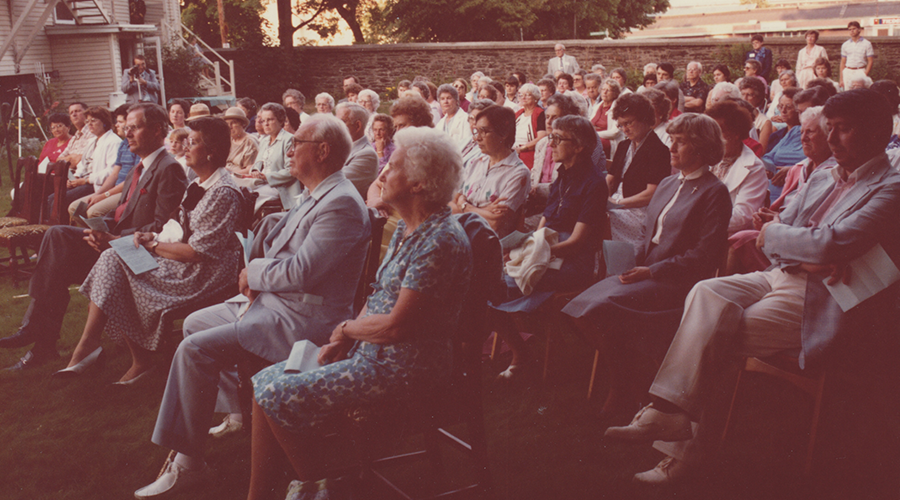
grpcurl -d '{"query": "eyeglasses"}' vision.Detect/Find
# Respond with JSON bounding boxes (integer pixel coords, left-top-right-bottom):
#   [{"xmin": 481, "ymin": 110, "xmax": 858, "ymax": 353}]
[
  {"xmin": 291, "ymin": 139, "xmax": 323, "ymax": 149},
  {"xmin": 472, "ymin": 127, "xmax": 494, "ymax": 138},
  {"xmin": 548, "ymin": 134, "xmax": 575, "ymax": 145},
  {"xmin": 259, "ymin": 118, "xmax": 279, "ymax": 124},
  {"xmin": 184, "ymin": 137, "xmax": 202, "ymax": 148},
  {"xmin": 50, "ymin": 123, "xmax": 68, "ymax": 130},
  {"xmin": 123, "ymin": 125, "xmax": 143, "ymax": 134}
]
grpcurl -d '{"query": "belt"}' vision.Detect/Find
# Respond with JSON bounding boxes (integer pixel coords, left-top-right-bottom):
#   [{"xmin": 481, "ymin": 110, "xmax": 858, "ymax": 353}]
[{"xmin": 846, "ymin": 66, "xmax": 865, "ymax": 70}]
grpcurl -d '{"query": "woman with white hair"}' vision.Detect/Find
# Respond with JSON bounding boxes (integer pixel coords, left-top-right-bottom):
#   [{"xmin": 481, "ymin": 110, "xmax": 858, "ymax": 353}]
[
  {"xmin": 468, "ymin": 71, "xmax": 484, "ymax": 102},
  {"xmin": 705, "ymin": 81, "xmax": 741, "ymax": 110},
  {"xmin": 513, "ymin": 83, "xmax": 547, "ymax": 170},
  {"xmin": 315, "ymin": 93, "xmax": 335, "ymax": 114},
  {"xmin": 436, "ymin": 83, "xmax": 472, "ymax": 150},
  {"xmin": 247, "ymin": 126, "xmax": 473, "ymax": 500},
  {"xmin": 358, "ymin": 88, "xmax": 381, "ymax": 142}
]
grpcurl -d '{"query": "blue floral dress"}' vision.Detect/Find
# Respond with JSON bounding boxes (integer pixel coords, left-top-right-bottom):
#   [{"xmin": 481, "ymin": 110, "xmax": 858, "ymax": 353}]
[{"xmin": 253, "ymin": 207, "xmax": 472, "ymax": 434}]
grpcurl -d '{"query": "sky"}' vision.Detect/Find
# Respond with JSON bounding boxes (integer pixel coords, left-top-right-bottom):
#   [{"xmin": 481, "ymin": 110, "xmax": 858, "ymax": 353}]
[{"xmin": 259, "ymin": 0, "xmax": 748, "ymax": 46}]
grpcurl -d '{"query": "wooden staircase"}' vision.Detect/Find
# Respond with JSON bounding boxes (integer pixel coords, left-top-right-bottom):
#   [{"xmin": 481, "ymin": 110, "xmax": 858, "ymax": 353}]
[{"xmin": 59, "ymin": 0, "xmax": 112, "ymax": 25}]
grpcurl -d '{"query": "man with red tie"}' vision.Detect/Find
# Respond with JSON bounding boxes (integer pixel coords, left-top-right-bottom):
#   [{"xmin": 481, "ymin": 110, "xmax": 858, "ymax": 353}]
[{"xmin": 0, "ymin": 103, "xmax": 186, "ymax": 370}]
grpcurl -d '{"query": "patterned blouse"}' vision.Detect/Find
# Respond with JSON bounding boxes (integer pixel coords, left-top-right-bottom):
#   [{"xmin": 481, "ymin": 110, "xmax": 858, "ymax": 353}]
[{"xmin": 367, "ymin": 207, "xmax": 472, "ymax": 342}]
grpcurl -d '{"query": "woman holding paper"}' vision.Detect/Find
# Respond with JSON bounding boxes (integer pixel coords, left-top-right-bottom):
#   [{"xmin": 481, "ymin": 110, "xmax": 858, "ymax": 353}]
[
  {"xmin": 55, "ymin": 117, "xmax": 243, "ymax": 383},
  {"xmin": 489, "ymin": 115, "xmax": 608, "ymax": 381},
  {"xmin": 562, "ymin": 113, "xmax": 732, "ymax": 417},
  {"xmin": 246, "ymin": 127, "xmax": 472, "ymax": 500}
]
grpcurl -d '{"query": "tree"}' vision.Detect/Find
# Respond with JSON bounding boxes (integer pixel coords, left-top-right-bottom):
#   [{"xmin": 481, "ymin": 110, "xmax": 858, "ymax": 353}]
[
  {"xmin": 182, "ymin": 0, "xmax": 271, "ymax": 48},
  {"xmin": 275, "ymin": 0, "xmax": 373, "ymax": 47},
  {"xmin": 384, "ymin": 0, "xmax": 669, "ymax": 42}
]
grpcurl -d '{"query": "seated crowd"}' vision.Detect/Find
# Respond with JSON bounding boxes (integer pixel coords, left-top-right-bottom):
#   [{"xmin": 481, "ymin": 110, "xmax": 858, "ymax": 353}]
[{"xmin": 2, "ymin": 31, "xmax": 899, "ymax": 498}]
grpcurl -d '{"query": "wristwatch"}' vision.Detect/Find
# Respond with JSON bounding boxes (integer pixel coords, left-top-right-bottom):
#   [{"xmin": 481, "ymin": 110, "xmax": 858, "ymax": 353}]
[
  {"xmin": 460, "ymin": 202, "xmax": 468, "ymax": 212},
  {"xmin": 340, "ymin": 320, "xmax": 350, "ymax": 336},
  {"xmin": 148, "ymin": 240, "xmax": 159, "ymax": 254}
]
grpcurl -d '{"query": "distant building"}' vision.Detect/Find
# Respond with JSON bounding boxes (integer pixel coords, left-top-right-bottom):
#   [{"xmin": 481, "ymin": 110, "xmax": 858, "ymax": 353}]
[{"xmin": 626, "ymin": 0, "xmax": 900, "ymax": 40}]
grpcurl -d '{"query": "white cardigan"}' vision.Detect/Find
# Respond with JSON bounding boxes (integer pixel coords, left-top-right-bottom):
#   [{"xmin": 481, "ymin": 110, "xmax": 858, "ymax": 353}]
[{"xmin": 717, "ymin": 144, "xmax": 768, "ymax": 234}]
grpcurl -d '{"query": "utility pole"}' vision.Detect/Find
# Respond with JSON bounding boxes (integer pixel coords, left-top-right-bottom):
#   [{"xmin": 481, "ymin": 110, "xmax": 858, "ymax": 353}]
[{"xmin": 216, "ymin": 0, "xmax": 229, "ymax": 47}]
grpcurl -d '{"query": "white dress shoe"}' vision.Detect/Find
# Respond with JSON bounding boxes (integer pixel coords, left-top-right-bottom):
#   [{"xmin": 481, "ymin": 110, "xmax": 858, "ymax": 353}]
[
  {"xmin": 633, "ymin": 455, "xmax": 690, "ymax": 485},
  {"xmin": 52, "ymin": 347, "xmax": 103, "ymax": 378},
  {"xmin": 114, "ymin": 366, "xmax": 157, "ymax": 386},
  {"xmin": 604, "ymin": 403, "xmax": 692, "ymax": 442},
  {"xmin": 134, "ymin": 456, "xmax": 210, "ymax": 499},
  {"xmin": 209, "ymin": 415, "xmax": 242, "ymax": 438}
]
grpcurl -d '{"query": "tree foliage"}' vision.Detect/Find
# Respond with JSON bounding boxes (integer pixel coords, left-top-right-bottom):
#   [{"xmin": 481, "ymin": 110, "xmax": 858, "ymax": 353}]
[
  {"xmin": 276, "ymin": 0, "xmax": 374, "ymax": 46},
  {"xmin": 182, "ymin": 0, "xmax": 271, "ymax": 48},
  {"xmin": 383, "ymin": 0, "xmax": 670, "ymax": 42}
]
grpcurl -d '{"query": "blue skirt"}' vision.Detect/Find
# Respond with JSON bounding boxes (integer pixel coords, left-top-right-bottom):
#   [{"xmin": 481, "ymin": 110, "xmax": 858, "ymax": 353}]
[{"xmin": 491, "ymin": 249, "xmax": 595, "ymax": 314}]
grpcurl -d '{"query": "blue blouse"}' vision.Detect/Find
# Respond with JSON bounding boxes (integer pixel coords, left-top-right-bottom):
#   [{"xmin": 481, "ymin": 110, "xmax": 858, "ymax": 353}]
[{"xmin": 367, "ymin": 207, "xmax": 472, "ymax": 341}]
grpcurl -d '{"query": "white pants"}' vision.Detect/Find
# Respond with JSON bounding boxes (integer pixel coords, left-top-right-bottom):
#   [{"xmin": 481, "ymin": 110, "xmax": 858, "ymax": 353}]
[
  {"xmin": 648, "ymin": 269, "xmax": 806, "ymax": 461},
  {"xmin": 842, "ymin": 67, "xmax": 867, "ymax": 90}
]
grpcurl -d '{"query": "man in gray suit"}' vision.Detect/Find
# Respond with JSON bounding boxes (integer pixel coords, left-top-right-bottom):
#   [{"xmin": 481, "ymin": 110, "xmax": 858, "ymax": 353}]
[
  {"xmin": 604, "ymin": 89, "xmax": 900, "ymax": 484},
  {"xmin": 0, "ymin": 103, "xmax": 186, "ymax": 370},
  {"xmin": 547, "ymin": 43, "xmax": 580, "ymax": 76},
  {"xmin": 135, "ymin": 114, "xmax": 371, "ymax": 499},
  {"xmin": 121, "ymin": 55, "xmax": 160, "ymax": 104},
  {"xmin": 335, "ymin": 102, "xmax": 378, "ymax": 200}
]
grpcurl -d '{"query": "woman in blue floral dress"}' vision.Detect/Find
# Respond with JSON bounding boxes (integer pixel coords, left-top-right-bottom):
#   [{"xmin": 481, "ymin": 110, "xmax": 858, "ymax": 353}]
[{"xmin": 248, "ymin": 127, "xmax": 473, "ymax": 500}]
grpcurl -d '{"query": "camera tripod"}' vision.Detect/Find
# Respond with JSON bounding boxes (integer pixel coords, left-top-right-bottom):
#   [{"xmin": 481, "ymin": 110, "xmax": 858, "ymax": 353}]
[{"xmin": 6, "ymin": 88, "xmax": 47, "ymax": 157}]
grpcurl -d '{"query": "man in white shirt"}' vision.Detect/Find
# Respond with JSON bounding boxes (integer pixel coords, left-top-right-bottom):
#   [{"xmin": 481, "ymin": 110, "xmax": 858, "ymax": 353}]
[
  {"xmin": 840, "ymin": 21, "xmax": 875, "ymax": 90},
  {"xmin": 548, "ymin": 43, "xmax": 580, "ymax": 75}
]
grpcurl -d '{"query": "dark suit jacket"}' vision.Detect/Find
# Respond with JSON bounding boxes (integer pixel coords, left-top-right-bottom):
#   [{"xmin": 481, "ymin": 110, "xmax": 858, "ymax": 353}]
[
  {"xmin": 608, "ymin": 132, "xmax": 671, "ymax": 199},
  {"xmin": 638, "ymin": 169, "xmax": 733, "ymax": 285},
  {"xmin": 107, "ymin": 149, "xmax": 187, "ymax": 236}
]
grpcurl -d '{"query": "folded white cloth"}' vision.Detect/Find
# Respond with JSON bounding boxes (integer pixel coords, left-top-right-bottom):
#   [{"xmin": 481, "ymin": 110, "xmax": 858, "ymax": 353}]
[{"xmin": 505, "ymin": 227, "xmax": 563, "ymax": 295}]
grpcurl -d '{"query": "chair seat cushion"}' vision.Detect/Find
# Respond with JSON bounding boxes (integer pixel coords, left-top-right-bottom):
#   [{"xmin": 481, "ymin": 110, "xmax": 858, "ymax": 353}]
[
  {"xmin": 0, "ymin": 217, "xmax": 29, "ymax": 229},
  {"xmin": 0, "ymin": 224, "xmax": 49, "ymax": 244}
]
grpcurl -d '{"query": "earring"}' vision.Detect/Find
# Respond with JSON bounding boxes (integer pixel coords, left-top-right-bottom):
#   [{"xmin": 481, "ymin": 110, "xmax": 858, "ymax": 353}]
[{"xmin": 207, "ymin": 155, "xmax": 213, "ymax": 161}]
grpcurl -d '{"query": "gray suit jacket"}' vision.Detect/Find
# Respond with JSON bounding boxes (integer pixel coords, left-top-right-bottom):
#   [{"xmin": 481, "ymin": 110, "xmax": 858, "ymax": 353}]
[
  {"xmin": 764, "ymin": 153, "xmax": 900, "ymax": 368},
  {"xmin": 548, "ymin": 54, "xmax": 580, "ymax": 75},
  {"xmin": 108, "ymin": 148, "xmax": 187, "ymax": 236},
  {"xmin": 234, "ymin": 171, "xmax": 370, "ymax": 362},
  {"xmin": 343, "ymin": 136, "xmax": 378, "ymax": 201}
]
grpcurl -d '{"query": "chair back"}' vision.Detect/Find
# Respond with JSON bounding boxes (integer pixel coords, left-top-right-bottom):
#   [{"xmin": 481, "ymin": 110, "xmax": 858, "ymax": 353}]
[
  {"xmin": 45, "ymin": 160, "xmax": 69, "ymax": 225},
  {"xmin": 452, "ymin": 212, "xmax": 503, "ymax": 381},
  {"xmin": 10, "ymin": 157, "xmax": 38, "ymax": 221},
  {"xmin": 354, "ymin": 208, "xmax": 387, "ymax": 314},
  {"xmin": 235, "ymin": 186, "xmax": 259, "ymax": 236}
]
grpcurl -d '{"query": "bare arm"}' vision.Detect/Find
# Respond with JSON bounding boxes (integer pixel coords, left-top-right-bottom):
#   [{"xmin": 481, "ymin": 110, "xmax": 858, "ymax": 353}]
[{"xmin": 616, "ymin": 184, "xmax": 657, "ymax": 209}]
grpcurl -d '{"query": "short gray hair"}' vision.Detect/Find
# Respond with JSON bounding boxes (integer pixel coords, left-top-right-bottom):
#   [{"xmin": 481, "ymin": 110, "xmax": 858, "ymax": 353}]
[
  {"xmin": 780, "ymin": 70, "xmax": 798, "ymax": 86},
  {"xmin": 709, "ymin": 81, "xmax": 741, "ymax": 102},
  {"xmin": 643, "ymin": 63, "xmax": 658, "ymax": 75},
  {"xmin": 302, "ymin": 114, "xmax": 352, "ymax": 172},
  {"xmin": 393, "ymin": 126, "xmax": 462, "ymax": 208},
  {"xmin": 335, "ymin": 102, "xmax": 370, "ymax": 128},
  {"xmin": 357, "ymin": 88, "xmax": 380, "ymax": 109},
  {"xmin": 665, "ymin": 113, "xmax": 725, "ymax": 167},
  {"xmin": 437, "ymin": 83, "xmax": 459, "ymax": 104},
  {"xmin": 260, "ymin": 102, "xmax": 287, "ymax": 123},
  {"xmin": 584, "ymin": 73, "xmax": 603, "ymax": 86},
  {"xmin": 470, "ymin": 71, "xmax": 484, "ymax": 81},
  {"xmin": 591, "ymin": 63, "xmax": 606, "ymax": 72},
  {"xmin": 800, "ymin": 105, "xmax": 827, "ymax": 133},
  {"xmin": 282, "ymin": 89, "xmax": 305, "ymax": 107},
  {"xmin": 687, "ymin": 61, "xmax": 702, "ymax": 72},
  {"xmin": 468, "ymin": 98, "xmax": 495, "ymax": 113},
  {"xmin": 315, "ymin": 92, "xmax": 335, "ymax": 110},
  {"xmin": 519, "ymin": 83, "xmax": 540, "ymax": 101}
]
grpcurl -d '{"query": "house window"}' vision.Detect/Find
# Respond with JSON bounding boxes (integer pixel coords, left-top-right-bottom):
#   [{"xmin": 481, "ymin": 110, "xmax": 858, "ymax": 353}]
[{"xmin": 53, "ymin": 1, "xmax": 75, "ymax": 24}]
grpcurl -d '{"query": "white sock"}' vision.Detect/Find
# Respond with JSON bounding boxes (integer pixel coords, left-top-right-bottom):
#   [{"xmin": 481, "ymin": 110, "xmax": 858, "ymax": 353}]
[
  {"xmin": 229, "ymin": 412, "xmax": 243, "ymax": 424},
  {"xmin": 173, "ymin": 452, "xmax": 204, "ymax": 471}
]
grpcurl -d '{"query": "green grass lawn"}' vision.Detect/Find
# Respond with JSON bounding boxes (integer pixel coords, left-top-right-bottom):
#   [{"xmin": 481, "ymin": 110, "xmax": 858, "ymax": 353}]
[{"xmin": 0, "ymin": 153, "xmax": 895, "ymax": 500}]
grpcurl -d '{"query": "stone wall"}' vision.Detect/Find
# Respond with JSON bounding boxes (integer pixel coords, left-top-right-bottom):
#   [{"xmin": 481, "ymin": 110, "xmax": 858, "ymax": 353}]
[{"xmin": 225, "ymin": 37, "xmax": 900, "ymax": 102}]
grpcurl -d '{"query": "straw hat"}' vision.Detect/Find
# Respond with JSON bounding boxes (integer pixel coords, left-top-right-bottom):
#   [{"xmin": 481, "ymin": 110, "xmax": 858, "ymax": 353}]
[
  {"xmin": 185, "ymin": 103, "xmax": 211, "ymax": 122},
  {"xmin": 222, "ymin": 106, "xmax": 249, "ymax": 127}
]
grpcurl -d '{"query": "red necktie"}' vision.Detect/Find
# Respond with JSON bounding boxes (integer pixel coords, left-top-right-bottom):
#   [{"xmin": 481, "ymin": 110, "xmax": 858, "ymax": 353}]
[{"xmin": 115, "ymin": 162, "xmax": 143, "ymax": 222}]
